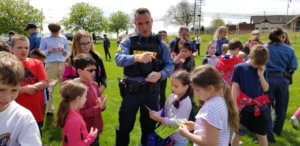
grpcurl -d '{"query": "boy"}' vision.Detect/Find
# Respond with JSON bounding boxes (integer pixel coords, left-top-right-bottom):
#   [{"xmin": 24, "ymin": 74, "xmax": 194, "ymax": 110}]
[
  {"xmin": 10, "ymin": 35, "xmax": 48, "ymax": 135},
  {"xmin": 0, "ymin": 51, "xmax": 41, "ymax": 145},
  {"xmin": 175, "ymin": 43, "xmax": 195, "ymax": 72},
  {"xmin": 216, "ymin": 38, "xmax": 244, "ymax": 85},
  {"xmin": 231, "ymin": 45, "xmax": 270, "ymax": 146},
  {"xmin": 73, "ymin": 54, "xmax": 107, "ymax": 146}
]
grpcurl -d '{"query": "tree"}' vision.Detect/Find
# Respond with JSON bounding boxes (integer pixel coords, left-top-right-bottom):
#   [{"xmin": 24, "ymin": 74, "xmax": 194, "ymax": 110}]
[
  {"xmin": 61, "ymin": 2, "xmax": 105, "ymax": 33},
  {"xmin": 210, "ymin": 18, "xmax": 225, "ymax": 28},
  {"xmin": 109, "ymin": 11, "xmax": 130, "ymax": 37},
  {"xmin": 0, "ymin": 0, "xmax": 44, "ymax": 35},
  {"xmin": 165, "ymin": 0, "xmax": 194, "ymax": 26}
]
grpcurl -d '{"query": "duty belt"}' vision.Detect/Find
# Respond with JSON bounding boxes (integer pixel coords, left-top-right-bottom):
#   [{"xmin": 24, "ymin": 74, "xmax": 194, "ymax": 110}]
[{"xmin": 124, "ymin": 79, "xmax": 160, "ymax": 93}]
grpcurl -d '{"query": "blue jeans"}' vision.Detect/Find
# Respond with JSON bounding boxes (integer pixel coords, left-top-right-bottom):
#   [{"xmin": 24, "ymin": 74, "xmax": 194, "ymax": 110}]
[
  {"xmin": 173, "ymin": 139, "xmax": 188, "ymax": 146},
  {"xmin": 267, "ymin": 76, "xmax": 289, "ymax": 142}
]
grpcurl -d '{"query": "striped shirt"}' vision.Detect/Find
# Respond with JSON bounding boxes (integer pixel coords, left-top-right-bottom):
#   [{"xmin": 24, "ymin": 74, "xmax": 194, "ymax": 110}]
[{"xmin": 194, "ymin": 96, "xmax": 229, "ymax": 146}]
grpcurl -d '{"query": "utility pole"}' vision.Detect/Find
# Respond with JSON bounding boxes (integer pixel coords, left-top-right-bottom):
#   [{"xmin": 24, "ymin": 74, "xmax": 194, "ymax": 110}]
[{"xmin": 193, "ymin": 0, "xmax": 204, "ymax": 34}]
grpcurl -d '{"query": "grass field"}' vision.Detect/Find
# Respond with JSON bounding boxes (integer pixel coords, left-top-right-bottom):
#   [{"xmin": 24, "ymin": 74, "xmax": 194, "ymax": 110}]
[{"xmin": 42, "ymin": 33, "xmax": 300, "ymax": 146}]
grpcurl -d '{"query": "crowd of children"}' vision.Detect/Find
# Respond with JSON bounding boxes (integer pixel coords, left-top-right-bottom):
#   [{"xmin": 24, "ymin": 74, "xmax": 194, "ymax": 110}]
[{"xmin": 1, "ymin": 25, "xmax": 299, "ymax": 146}]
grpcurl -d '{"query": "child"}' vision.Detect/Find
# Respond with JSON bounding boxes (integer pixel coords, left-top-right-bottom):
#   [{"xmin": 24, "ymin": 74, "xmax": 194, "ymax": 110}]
[
  {"xmin": 291, "ymin": 108, "xmax": 300, "ymax": 128},
  {"xmin": 73, "ymin": 53, "xmax": 107, "ymax": 146},
  {"xmin": 0, "ymin": 51, "xmax": 41, "ymax": 145},
  {"xmin": 231, "ymin": 45, "xmax": 270, "ymax": 146},
  {"xmin": 174, "ymin": 43, "xmax": 195, "ymax": 72},
  {"xmin": 179, "ymin": 65, "xmax": 239, "ymax": 146},
  {"xmin": 149, "ymin": 70, "xmax": 192, "ymax": 145},
  {"xmin": 172, "ymin": 37, "xmax": 187, "ymax": 62},
  {"xmin": 221, "ymin": 44, "xmax": 229, "ymax": 55},
  {"xmin": 202, "ymin": 41, "xmax": 218, "ymax": 67},
  {"xmin": 56, "ymin": 80, "xmax": 98, "ymax": 146},
  {"xmin": 216, "ymin": 38, "xmax": 244, "ymax": 86},
  {"xmin": 10, "ymin": 35, "xmax": 48, "ymax": 134},
  {"xmin": 213, "ymin": 26, "xmax": 229, "ymax": 56}
]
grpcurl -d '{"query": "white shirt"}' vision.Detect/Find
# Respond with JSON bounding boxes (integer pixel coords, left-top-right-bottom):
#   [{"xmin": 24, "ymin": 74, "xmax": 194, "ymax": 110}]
[
  {"xmin": 193, "ymin": 96, "xmax": 230, "ymax": 146},
  {"xmin": 0, "ymin": 101, "xmax": 41, "ymax": 146}
]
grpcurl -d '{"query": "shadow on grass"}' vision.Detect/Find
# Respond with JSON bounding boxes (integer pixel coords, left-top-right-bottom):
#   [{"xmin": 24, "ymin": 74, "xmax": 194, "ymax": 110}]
[{"xmin": 42, "ymin": 115, "xmax": 62, "ymax": 145}]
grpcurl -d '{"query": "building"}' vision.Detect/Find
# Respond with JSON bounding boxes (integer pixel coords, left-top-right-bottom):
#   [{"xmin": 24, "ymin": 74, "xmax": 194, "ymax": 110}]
[{"xmin": 250, "ymin": 15, "xmax": 300, "ymax": 32}]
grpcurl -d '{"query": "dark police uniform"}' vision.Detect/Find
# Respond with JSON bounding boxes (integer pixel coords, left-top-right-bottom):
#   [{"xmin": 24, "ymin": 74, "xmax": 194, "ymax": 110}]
[
  {"xmin": 115, "ymin": 33, "xmax": 174, "ymax": 146},
  {"xmin": 266, "ymin": 43, "xmax": 297, "ymax": 142}
]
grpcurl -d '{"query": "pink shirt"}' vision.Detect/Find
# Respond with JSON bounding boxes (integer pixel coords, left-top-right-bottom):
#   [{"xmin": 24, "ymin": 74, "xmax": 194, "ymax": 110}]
[
  {"xmin": 80, "ymin": 80, "xmax": 104, "ymax": 135},
  {"xmin": 62, "ymin": 108, "xmax": 96, "ymax": 146}
]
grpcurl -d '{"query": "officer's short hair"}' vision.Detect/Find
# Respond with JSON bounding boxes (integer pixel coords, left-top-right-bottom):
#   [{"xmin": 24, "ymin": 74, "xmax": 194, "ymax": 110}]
[
  {"xmin": 134, "ymin": 8, "xmax": 151, "ymax": 18},
  {"xmin": 73, "ymin": 53, "xmax": 96, "ymax": 70}
]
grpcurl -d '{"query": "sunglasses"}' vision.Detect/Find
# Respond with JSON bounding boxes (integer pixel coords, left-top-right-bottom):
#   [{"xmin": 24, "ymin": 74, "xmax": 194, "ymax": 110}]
[{"xmin": 85, "ymin": 68, "xmax": 96, "ymax": 73}]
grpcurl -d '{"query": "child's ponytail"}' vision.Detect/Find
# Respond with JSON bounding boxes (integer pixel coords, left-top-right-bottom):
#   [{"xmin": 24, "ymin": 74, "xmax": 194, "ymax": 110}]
[
  {"xmin": 55, "ymin": 80, "xmax": 87, "ymax": 128},
  {"xmin": 222, "ymin": 82, "xmax": 239, "ymax": 131}
]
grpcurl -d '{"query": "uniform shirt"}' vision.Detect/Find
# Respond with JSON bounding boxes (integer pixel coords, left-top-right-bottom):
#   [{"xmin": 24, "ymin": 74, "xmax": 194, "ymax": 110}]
[
  {"xmin": 29, "ymin": 32, "xmax": 41, "ymax": 52},
  {"xmin": 169, "ymin": 37, "xmax": 196, "ymax": 52},
  {"xmin": 115, "ymin": 34, "xmax": 174, "ymax": 81},
  {"xmin": 266, "ymin": 43, "xmax": 297, "ymax": 73},
  {"xmin": 231, "ymin": 63, "xmax": 267, "ymax": 98},
  {"xmin": 193, "ymin": 96, "xmax": 229, "ymax": 146},
  {"xmin": 0, "ymin": 101, "xmax": 41, "ymax": 146},
  {"xmin": 39, "ymin": 34, "xmax": 70, "ymax": 63}
]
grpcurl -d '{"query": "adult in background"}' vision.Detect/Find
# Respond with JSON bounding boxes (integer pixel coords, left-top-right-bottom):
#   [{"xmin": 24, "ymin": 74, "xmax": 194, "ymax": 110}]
[
  {"xmin": 266, "ymin": 27, "xmax": 298, "ymax": 143},
  {"xmin": 103, "ymin": 34, "xmax": 111, "ymax": 61},
  {"xmin": 115, "ymin": 8, "xmax": 174, "ymax": 146},
  {"xmin": 25, "ymin": 23, "xmax": 41, "ymax": 52},
  {"xmin": 62, "ymin": 29, "xmax": 107, "ymax": 93},
  {"xmin": 169, "ymin": 26, "xmax": 196, "ymax": 53},
  {"xmin": 6, "ymin": 31, "xmax": 15, "ymax": 46},
  {"xmin": 39, "ymin": 23, "xmax": 70, "ymax": 115},
  {"xmin": 158, "ymin": 30, "xmax": 169, "ymax": 108}
]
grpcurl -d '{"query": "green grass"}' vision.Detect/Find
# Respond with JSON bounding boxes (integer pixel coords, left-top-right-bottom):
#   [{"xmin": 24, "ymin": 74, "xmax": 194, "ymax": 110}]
[{"xmin": 42, "ymin": 33, "xmax": 300, "ymax": 146}]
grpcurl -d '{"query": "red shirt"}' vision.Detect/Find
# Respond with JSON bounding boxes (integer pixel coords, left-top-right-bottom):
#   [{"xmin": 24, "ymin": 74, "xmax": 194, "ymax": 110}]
[
  {"xmin": 216, "ymin": 55, "xmax": 243, "ymax": 86},
  {"xmin": 63, "ymin": 108, "xmax": 96, "ymax": 146},
  {"xmin": 79, "ymin": 80, "xmax": 104, "ymax": 135},
  {"xmin": 17, "ymin": 58, "xmax": 47, "ymax": 122}
]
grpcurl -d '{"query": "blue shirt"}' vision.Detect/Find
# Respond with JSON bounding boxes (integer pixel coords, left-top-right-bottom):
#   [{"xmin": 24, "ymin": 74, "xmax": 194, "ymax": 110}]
[
  {"xmin": 29, "ymin": 32, "xmax": 41, "ymax": 52},
  {"xmin": 266, "ymin": 43, "xmax": 298, "ymax": 73},
  {"xmin": 232, "ymin": 63, "xmax": 267, "ymax": 98},
  {"xmin": 216, "ymin": 38, "xmax": 228, "ymax": 56},
  {"xmin": 169, "ymin": 37, "xmax": 196, "ymax": 52},
  {"xmin": 39, "ymin": 34, "xmax": 70, "ymax": 63},
  {"xmin": 115, "ymin": 34, "xmax": 174, "ymax": 81}
]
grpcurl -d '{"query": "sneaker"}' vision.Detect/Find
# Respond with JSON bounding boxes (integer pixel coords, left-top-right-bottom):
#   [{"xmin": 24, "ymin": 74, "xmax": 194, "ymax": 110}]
[{"xmin": 291, "ymin": 116, "xmax": 298, "ymax": 128}]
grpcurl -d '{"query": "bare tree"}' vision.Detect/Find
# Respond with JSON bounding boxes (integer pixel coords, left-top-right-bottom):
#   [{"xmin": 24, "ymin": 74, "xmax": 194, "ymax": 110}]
[{"xmin": 165, "ymin": 0, "xmax": 194, "ymax": 26}]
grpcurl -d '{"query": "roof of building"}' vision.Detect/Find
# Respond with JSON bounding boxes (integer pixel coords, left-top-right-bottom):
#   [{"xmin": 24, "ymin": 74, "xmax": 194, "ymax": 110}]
[{"xmin": 251, "ymin": 15, "xmax": 296, "ymax": 24}]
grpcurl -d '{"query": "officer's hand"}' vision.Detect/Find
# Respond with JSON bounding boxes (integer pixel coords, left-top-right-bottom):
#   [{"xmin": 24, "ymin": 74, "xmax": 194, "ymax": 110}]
[
  {"xmin": 134, "ymin": 52, "xmax": 156, "ymax": 63},
  {"xmin": 146, "ymin": 71, "xmax": 161, "ymax": 83}
]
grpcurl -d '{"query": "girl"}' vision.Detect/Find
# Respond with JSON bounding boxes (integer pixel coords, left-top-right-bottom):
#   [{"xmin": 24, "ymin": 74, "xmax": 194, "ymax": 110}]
[
  {"xmin": 213, "ymin": 26, "xmax": 229, "ymax": 56},
  {"xmin": 172, "ymin": 37, "xmax": 187, "ymax": 64},
  {"xmin": 62, "ymin": 30, "xmax": 107, "ymax": 94},
  {"xmin": 179, "ymin": 65, "xmax": 239, "ymax": 146},
  {"xmin": 56, "ymin": 80, "xmax": 98, "ymax": 146},
  {"xmin": 149, "ymin": 70, "xmax": 192, "ymax": 146},
  {"xmin": 202, "ymin": 41, "xmax": 218, "ymax": 67},
  {"xmin": 291, "ymin": 107, "xmax": 300, "ymax": 128}
]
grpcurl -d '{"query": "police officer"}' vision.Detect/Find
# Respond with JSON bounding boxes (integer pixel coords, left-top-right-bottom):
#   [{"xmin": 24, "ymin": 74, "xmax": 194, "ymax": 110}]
[
  {"xmin": 115, "ymin": 8, "xmax": 174, "ymax": 146},
  {"xmin": 266, "ymin": 27, "xmax": 298, "ymax": 142}
]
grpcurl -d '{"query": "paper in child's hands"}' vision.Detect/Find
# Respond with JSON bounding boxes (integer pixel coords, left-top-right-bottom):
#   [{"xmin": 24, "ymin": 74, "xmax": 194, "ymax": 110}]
[{"xmin": 155, "ymin": 118, "xmax": 188, "ymax": 139}]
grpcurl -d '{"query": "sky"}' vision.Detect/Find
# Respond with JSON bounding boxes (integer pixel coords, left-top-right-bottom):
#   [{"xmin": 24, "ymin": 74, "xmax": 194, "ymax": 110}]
[{"xmin": 28, "ymin": 0, "xmax": 300, "ymax": 35}]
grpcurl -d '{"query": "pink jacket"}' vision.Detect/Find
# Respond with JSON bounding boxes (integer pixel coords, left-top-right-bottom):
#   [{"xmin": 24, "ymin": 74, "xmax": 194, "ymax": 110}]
[
  {"xmin": 80, "ymin": 80, "xmax": 104, "ymax": 135},
  {"xmin": 62, "ymin": 108, "xmax": 96, "ymax": 146},
  {"xmin": 62, "ymin": 64, "xmax": 78, "ymax": 81}
]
